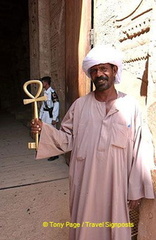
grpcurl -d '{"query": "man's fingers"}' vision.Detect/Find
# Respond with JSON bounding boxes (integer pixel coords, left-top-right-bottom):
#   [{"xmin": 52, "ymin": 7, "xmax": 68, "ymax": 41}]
[
  {"xmin": 31, "ymin": 119, "xmax": 42, "ymax": 133},
  {"xmin": 36, "ymin": 124, "xmax": 41, "ymax": 131},
  {"xmin": 128, "ymin": 200, "xmax": 141, "ymax": 210}
]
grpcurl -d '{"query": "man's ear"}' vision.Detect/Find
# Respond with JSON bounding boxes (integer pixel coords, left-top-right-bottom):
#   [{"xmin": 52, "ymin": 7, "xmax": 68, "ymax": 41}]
[{"xmin": 113, "ymin": 65, "xmax": 118, "ymax": 75}]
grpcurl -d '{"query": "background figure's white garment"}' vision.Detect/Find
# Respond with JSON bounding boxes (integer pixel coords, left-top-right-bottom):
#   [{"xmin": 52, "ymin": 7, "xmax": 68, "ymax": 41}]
[
  {"xmin": 36, "ymin": 91, "xmax": 154, "ymax": 240},
  {"xmin": 39, "ymin": 87, "xmax": 59, "ymax": 124}
]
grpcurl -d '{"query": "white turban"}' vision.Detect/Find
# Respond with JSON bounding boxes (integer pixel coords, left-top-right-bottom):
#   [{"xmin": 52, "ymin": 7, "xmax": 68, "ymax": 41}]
[{"xmin": 82, "ymin": 45, "xmax": 123, "ymax": 84}]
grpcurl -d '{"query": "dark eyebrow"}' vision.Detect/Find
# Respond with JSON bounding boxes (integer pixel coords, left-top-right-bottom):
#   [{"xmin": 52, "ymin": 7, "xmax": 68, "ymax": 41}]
[{"xmin": 109, "ymin": 64, "xmax": 115, "ymax": 69}]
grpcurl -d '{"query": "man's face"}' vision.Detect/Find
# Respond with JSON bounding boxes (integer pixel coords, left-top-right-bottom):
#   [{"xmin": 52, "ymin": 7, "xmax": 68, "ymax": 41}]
[
  {"xmin": 42, "ymin": 81, "xmax": 47, "ymax": 89},
  {"xmin": 89, "ymin": 63, "xmax": 118, "ymax": 91}
]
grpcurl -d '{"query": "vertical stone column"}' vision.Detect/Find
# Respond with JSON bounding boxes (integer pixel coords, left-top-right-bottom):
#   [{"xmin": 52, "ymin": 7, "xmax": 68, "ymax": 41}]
[
  {"xmin": 28, "ymin": 0, "xmax": 51, "ymax": 114},
  {"xmin": 38, "ymin": 0, "xmax": 51, "ymax": 77},
  {"xmin": 29, "ymin": 0, "xmax": 66, "ymax": 119},
  {"xmin": 29, "ymin": 0, "xmax": 40, "ymax": 79},
  {"xmin": 49, "ymin": 0, "xmax": 66, "ymax": 119},
  {"xmin": 29, "ymin": 0, "xmax": 51, "ymax": 79}
]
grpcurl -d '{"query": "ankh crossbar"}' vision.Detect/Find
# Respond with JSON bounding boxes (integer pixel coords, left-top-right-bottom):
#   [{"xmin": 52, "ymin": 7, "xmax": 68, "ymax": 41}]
[{"xmin": 23, "ymin": 80, "xmax": 47, "ymax": 150}]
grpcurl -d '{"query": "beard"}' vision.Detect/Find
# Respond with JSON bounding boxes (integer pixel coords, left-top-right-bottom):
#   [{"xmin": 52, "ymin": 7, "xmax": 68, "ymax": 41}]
[{"xmin": 93, "ymin": 76, "xmax": 109, "ymax": 91}]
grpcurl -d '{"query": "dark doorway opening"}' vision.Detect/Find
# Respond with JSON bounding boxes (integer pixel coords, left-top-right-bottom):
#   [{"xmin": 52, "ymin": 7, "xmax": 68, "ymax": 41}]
[{"xmin": 0, "ymin": 0, "xmax": 30, "ymax": 116}]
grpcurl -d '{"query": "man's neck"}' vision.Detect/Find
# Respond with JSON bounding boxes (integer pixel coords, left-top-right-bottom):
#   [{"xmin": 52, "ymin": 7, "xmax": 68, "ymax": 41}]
[
  {"xmin": 94, "ymin": 86, "xmax": 117, "ymax": 102},
  {"xmin": 45, "ymin": 85, "xmax": 50, "ymax": 90}
]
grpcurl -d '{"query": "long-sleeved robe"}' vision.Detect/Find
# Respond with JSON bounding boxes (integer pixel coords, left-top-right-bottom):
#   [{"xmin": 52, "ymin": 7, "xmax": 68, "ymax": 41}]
[{"xmin": 36, "ymin": 91, "xmax": 154, "ymax": 240}]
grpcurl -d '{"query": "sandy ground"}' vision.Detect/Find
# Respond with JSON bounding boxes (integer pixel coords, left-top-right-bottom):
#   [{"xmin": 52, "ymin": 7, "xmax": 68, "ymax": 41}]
[{"xmin": 0, "ymin": 112, "xmax": 70, "ymax": 240}]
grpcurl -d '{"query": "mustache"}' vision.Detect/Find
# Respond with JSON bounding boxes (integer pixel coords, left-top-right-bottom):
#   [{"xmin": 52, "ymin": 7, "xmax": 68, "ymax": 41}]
[{"xmin": 94, "ymin": 76, "xmax": 109, "ymax": 83}]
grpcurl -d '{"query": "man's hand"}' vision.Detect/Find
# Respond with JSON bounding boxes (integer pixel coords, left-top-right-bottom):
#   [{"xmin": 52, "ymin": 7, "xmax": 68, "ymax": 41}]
[
  {"xmin": 31, "ymin": 118, "xmax": 43, "ymax": 134},
  {"xmin": 128, "ymin": 199, "xmax": 142, "ymax": 210}
]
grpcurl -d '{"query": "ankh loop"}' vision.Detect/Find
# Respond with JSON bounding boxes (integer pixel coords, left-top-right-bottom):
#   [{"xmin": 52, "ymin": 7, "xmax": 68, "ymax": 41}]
[{"xmin": 23, "ymin": 80, "xmax": 47, "ymax": 150}]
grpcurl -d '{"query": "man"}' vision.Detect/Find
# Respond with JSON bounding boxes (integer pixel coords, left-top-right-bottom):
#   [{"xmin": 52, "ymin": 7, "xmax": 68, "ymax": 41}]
[
  {"xmin": 39, "ymin": 76, "xmax": 59, "ymax": 161},
  {"xmin": 32, "ymin": 46, "xmax": 154, "ymax": 240}
]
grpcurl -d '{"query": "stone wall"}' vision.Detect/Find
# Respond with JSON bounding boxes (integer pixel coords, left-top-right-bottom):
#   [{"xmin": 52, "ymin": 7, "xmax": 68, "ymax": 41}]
[
  {"xmin": 29, "ymin": 0, "xmax": 66, "ymax": 120},
  {"xmin": 49, "ymin": 0, "xmax": 66, "ymax": 119},
  {"xmin": 29, "ymin": 0, "xmax": 40, "ymax": 79},
  {"xmin": 138, "ymin": 170, "xmax": 156, "ymax": 240},
  {"xmin": 94, "ymin": 0, "xmax": 156, "ymax": 161},
  {"xmin": 94, "ymin": 1, "xmax": 153, "ymax": 105}
]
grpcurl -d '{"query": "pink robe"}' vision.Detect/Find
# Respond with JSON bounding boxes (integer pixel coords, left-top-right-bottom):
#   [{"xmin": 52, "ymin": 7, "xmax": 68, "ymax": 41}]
[{"xmin": 36, "ymin": 91, "xmax": 154, "ymax": 240}]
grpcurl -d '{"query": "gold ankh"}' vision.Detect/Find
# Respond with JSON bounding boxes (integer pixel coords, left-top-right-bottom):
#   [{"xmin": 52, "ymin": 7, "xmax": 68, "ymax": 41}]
[{"xmin": 23, "ymin": 80, "xmax": 47, "ymax": 150}]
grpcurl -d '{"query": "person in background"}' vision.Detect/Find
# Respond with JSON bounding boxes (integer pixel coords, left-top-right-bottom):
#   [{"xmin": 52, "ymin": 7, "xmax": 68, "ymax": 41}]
[
  {"xmin": 39, "ymin": 76, "xmax": 59, "ymax": 161},
  {"xmin": 32, "ymin": 46, "xmax": 154, "ymax": 240}
]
